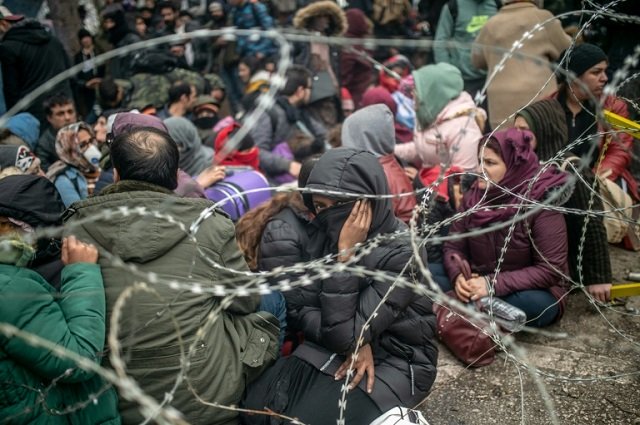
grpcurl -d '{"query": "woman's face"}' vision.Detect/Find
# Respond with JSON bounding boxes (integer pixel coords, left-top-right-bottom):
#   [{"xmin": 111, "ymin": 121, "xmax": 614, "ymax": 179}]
[
  {"xmin": 77, "ymin": 129, "xmax": 95, "ymax": 153},
  {"xmin": 93, "ymin": 116, "xmax": 108, "ymax": 145},
  {"xmin": 513, "ymin": 117, "xmax": 537, "ymax": 150},
  {"xmin": 238, "ymin": 62, "xmax": 251, "ymax": 83},
  {"xmin": 477, "ymin": 147, "xmax": 506, "ymax": 189},
  {"xmin": 312, "ymin": 194, "xmax": 337, "ymax": 214}
]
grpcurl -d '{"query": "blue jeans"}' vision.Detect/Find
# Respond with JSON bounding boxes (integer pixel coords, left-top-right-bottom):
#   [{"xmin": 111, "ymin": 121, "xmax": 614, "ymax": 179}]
[
  {"xmin": 259, "ymin": 291, "xmax": 287, "ymax": 347},
  {"xmin": 500, "ymin": 290, "xmax": 560, "ymax": 328},
  {"xmin": 428, "ymin": 262, "xmax": 452, "ymax": 292}
]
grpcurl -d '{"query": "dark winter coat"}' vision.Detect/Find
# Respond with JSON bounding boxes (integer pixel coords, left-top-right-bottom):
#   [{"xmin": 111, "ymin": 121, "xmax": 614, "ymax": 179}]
[
  {"xmin": 0, "ymin": 175, "xmax": 66, "ymax": 289},
  {"xmin": 258, "ymin": 200, "xmax": 324, "ymax": 333},
  {"xmin": 0, "ymin": 20, "xmax": 72, "ymax": 121},
  {"xmin": 0, "ymin": 262, "xmax": 120, "ymax": 424},
  {"xmin": 64, "ymin": 180, "xmax": 279, "ymax": 425},
  {"xmin": 295, "ymin": 149, "xmax": 438, "ymax": 411}
]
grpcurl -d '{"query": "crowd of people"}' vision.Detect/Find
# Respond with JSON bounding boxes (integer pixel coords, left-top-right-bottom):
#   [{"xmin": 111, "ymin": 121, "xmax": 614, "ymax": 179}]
[{"xmin": 0, "ymin": 0, "xmax": 638, "ymax": 423}]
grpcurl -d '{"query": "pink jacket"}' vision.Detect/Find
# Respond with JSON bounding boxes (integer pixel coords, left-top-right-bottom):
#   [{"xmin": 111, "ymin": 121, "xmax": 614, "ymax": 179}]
[{"xmin": 394, "ymin": 92, "xmax": 485, "ymax": 171}]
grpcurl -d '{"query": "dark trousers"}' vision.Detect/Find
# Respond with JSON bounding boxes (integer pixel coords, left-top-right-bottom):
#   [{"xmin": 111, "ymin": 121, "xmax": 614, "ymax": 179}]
[{"xmin": 501, "ymin": 289, "xmax": 560, "ymax": 328}]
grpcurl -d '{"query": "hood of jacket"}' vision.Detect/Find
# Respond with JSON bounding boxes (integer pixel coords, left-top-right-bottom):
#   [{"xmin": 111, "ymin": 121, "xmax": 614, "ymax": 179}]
[
  {"xmin": 304, "ymin": 148, "xmax": 397, "ymax": 238},
  {"xmin": 67, "ymin": 181, "xmax": 216, "ymax": 263},
  {"xmin": 341, "ymin": 104, "xmax": 395, "ymax": 156},
  {"xmin": 345, "ymin": 8, "xmax": 370, "ymax": 37},
  {"xmin": 413, "ymin": 63, "xmax": 464, "ymax": 129},
  {"xmin": 164, "ymin": 116, "xmax": 214, "ymax": 176},
  {"xmin": 435, "ymin": 90, "xmax": 486, "ymax": 123},
  {"xmin": 293, "ymin": 0, "xmax": 347, "ymax": 36},
  {"xmin": 0, "ymin": 175, "xmax": 65, "ymax": 227},
  {"xmin": 3, "ymin": 20, "xmax": 52, "ymax": 45}
]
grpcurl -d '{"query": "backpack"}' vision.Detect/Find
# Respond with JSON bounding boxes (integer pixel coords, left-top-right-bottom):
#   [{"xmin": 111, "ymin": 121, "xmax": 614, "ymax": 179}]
[
  {"xmin": 204, "ymin": 169, "xmax": 272, "ymax": 221},
  {"xmin": 448, "ymin": 0, "xmax": 501, "ymax": 25}
]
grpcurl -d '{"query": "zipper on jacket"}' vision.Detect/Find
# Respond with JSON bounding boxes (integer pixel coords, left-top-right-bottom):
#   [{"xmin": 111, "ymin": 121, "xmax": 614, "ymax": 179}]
[{"xmin": 409, "ymin": 363, "xmax": 415, "ymax": 396}]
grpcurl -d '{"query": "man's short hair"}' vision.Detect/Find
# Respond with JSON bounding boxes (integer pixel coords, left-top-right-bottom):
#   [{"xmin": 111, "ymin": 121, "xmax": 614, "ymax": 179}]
[
  {"xmin": 280, "ymin": 65, "xmax": 312, "ymax": 97},
  {"xmin": 99, "ymin": 78, "xmax": 120, "ymax": 106},
  {"xmin": 168, "ymin": 82, "xmax": 192, "ymax": 105},
  {"xmin": 111, "ymin": 127, "xmax": 179, "ymax": 189},
  {"xmin": 43, "ymin": 92, "xmax": 74, "ymax": 117}
]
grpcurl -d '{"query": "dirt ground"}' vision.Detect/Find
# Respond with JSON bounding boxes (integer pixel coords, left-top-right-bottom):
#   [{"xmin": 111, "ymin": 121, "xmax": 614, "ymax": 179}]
[{"xmin": 419, "ymin": 246, "xmax": 640, "ymax": 425}]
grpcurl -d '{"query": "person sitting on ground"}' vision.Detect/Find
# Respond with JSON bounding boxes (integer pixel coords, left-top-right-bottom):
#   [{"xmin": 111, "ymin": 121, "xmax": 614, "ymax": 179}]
[
  {"xmin": 63, "ymin": 125, "xmax": 281, "ymax": 425},
  {"xmin": 515, "ymin": 98, "xmax": 614, "ymax": 303},
  {"xmin": 164, "ymin": 116, "xmax": 214, "ymax": 176},
  {"xmin": 237, "ymin": 55, "xmax": 271, "ymax": 114},
  {"xmin": 249, "ymin": 65, "xmax": 326, "ymax": 180},
  {"xmin": 341, "ymin": 104, "xmax": 417, "ymax": 223},
  {"xmin": 0, "ymin": 174, "xmax": 66, "ymax": 289},
  {"xmin": 213, "ymin": 122, "xmax": 261, "ymax": 172},
  {"xmin": 0, "ymin": 145, "xmax": 44, "ymax": 177},
  {"xmin": 551, "ymin": 42, "xmax": 638, "ymax": 201},
  {"xmin": 394, "ymin": 63, "xmax": 486, "ymax": 174},
  {"xmin": 242, "ymin": 148, "xmax": 438, "ymax": 425},
  {"xmin": 0, "ymin": 112, "xmax": 40, "ymax": 148},
  {"xmin": 46, "ymin": 122, "xmax": 102, "ymax": 207},
  {"xmin": 444, "ymin": 128, "xmax": 570, "ymax": 328},
  {"xmin": 0, "ymin": 178, "xmax": 120, "ymax": 423}
]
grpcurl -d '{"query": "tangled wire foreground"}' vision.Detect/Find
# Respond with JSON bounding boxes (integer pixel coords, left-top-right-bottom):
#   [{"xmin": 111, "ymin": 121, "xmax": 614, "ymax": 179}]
[{"xmin": 1, "ymin": 1, "xmax": 639, "ymax": 424}]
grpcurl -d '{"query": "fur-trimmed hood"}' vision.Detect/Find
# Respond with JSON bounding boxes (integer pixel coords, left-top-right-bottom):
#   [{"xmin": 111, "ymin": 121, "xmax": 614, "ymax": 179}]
[{"xmin": 293, "ymin": 1, "xmax": 347, "ymax": 36}]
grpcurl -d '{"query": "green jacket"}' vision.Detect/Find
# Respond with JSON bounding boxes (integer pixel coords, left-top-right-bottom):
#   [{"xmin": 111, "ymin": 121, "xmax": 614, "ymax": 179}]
[
  {"xmin": 433, "ymin": 0, "xmax": 498, "ymax": 81},
  {"xmin": 64, "ymin": 181, "xmax": 279, "ymax": 425},
  {"xmin": 0, "ymin": 263, "xmax": 120, "ymax": 425}
]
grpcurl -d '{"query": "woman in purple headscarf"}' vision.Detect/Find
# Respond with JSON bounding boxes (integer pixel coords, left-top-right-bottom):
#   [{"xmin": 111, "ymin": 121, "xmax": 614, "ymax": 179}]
[{"xmin": 443, "ymin": 128, "xmax": 571, "ymax": 327}]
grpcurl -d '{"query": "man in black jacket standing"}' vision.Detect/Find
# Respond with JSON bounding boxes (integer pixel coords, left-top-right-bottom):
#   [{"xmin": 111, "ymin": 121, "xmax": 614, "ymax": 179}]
[{"xmin": 0, "ymin": 6, "xmax": 72, "ymax": 122}]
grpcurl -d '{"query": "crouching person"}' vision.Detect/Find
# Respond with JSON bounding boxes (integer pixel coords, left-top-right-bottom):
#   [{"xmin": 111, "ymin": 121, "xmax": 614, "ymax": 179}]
[
  {"xmin": 64, "ymin": 127, "xmax": 279, "ymax": 424},
  {"xmin": 0, "ymin": 176, "xmax": 119, "ymax": 424}
]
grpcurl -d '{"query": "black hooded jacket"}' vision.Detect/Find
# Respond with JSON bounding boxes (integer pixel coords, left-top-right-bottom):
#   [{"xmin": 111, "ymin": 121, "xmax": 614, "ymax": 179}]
[
  {"xmin": 293, "ymin": 148, "xmax": 438, "ymax": 410},
  {"xmin": 0, "ymin": 175, "xmax": 66, "ymax": 289},
  {"xmin": 0, "ymin": 20, "xmax": 72, "ymax": 121}
]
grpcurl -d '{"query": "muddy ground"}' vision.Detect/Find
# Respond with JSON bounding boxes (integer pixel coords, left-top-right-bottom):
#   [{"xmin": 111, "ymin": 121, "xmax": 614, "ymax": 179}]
[{"xmin": 419, "ymin": 246, "xmax": 640, "ymax": 425}]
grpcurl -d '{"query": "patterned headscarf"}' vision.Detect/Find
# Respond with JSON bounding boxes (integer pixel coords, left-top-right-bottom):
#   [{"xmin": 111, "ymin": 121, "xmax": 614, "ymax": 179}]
[{"xmin": 47, "ymin": 122, "xmax": 98, "ymax": 179}]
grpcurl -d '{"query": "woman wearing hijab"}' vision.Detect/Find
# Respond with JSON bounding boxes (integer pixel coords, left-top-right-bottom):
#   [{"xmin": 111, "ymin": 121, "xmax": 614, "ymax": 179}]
[
  {"xmin": 515, "ymin": 99, "xmax": 613, "ymax": 303},
  {"xmin": 394, "ymin": 63, "xmax": 486, "ymax": 172},
  {"xmin": 443, "ymin": 128, "xmax": 570, "ymax": 327},
  {"xmin": 164, "ymin": 116, "xmax": 214, "ymax": 176},
  {"xmin": 46, "ymin": 122, "xmax": 102, "ymax": 207},
  {"xmin": 242, "ymin": 148, "xmax": 437, "ymax": 425}
]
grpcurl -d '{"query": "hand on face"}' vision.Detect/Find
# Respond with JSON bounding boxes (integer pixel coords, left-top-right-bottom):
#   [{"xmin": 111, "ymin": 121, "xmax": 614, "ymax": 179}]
[{"xmin": 337, "ymin": 200, "xmax": 372, "ymax": 262}]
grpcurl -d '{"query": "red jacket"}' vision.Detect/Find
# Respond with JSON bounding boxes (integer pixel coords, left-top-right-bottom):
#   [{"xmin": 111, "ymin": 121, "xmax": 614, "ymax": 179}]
[
  {"xmin": 550, "ymin": 92, "xmax": 638, "ymax": 200},
  {"xmin": 379, "ymin": 154, "xmax": 416, "ymax": 224}
]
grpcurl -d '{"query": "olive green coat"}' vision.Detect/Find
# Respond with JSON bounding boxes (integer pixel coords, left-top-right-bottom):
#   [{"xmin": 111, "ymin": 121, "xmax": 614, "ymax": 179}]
[{"xmin": 65, "ymin": 181, "xmax": 279, "ymax": 425}]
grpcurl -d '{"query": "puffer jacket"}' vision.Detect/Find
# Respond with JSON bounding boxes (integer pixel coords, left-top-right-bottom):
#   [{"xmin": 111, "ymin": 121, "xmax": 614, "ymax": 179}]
[
  {"xmin": 294, "ymin": 149, "xmax": 438, "ymax": 411},
  {"xmin": 0, "ymin": 263, "xmax": 120, "ymax": 424},
  {"xmin": 64, "ymin": 180, "xmax": 279, "ymax": 425},
  {"xmin": 258, "ymin": 200, "xmax": 324, "ymax": 334},
  {"xmin": 443, "ymin": 205, "xmax": 570, "ymax": 315}
]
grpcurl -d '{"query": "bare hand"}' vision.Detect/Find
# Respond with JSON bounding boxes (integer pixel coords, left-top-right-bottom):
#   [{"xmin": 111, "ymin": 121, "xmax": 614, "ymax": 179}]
[
  {"xmin": 338, "ymin": 200, "xmax": 372, "ymax": 262},
  {"xmin": 196, "ymin": 165, "xmax": 226, "ymax": 188},
  {"xmin": 454, "ymin": 273, "xmax": 472, "ymax": 302},
  {"xmin": 61, "ymin": 236, "xmax": 98, "ymax": 265},
  {"xmin": 334, "ymin": 344, "xmax": 375, "ymax": 393},
  {"xmin": 468, "ymin": 276, "xmax": 489, "ymax": 301},
  {"xmin": 586, "ymin": 283, "xmax": 612, "ymax": 304},
  {"xmin": 288, "ymin": 161, "xmax": 301, "ymax": 178}
]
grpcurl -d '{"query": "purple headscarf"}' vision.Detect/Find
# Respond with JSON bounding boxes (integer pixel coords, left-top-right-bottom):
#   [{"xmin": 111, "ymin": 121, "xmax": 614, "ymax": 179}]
[{"xmin": 463, "ymin": 128, "xmax": 568, "ymax": 226}]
